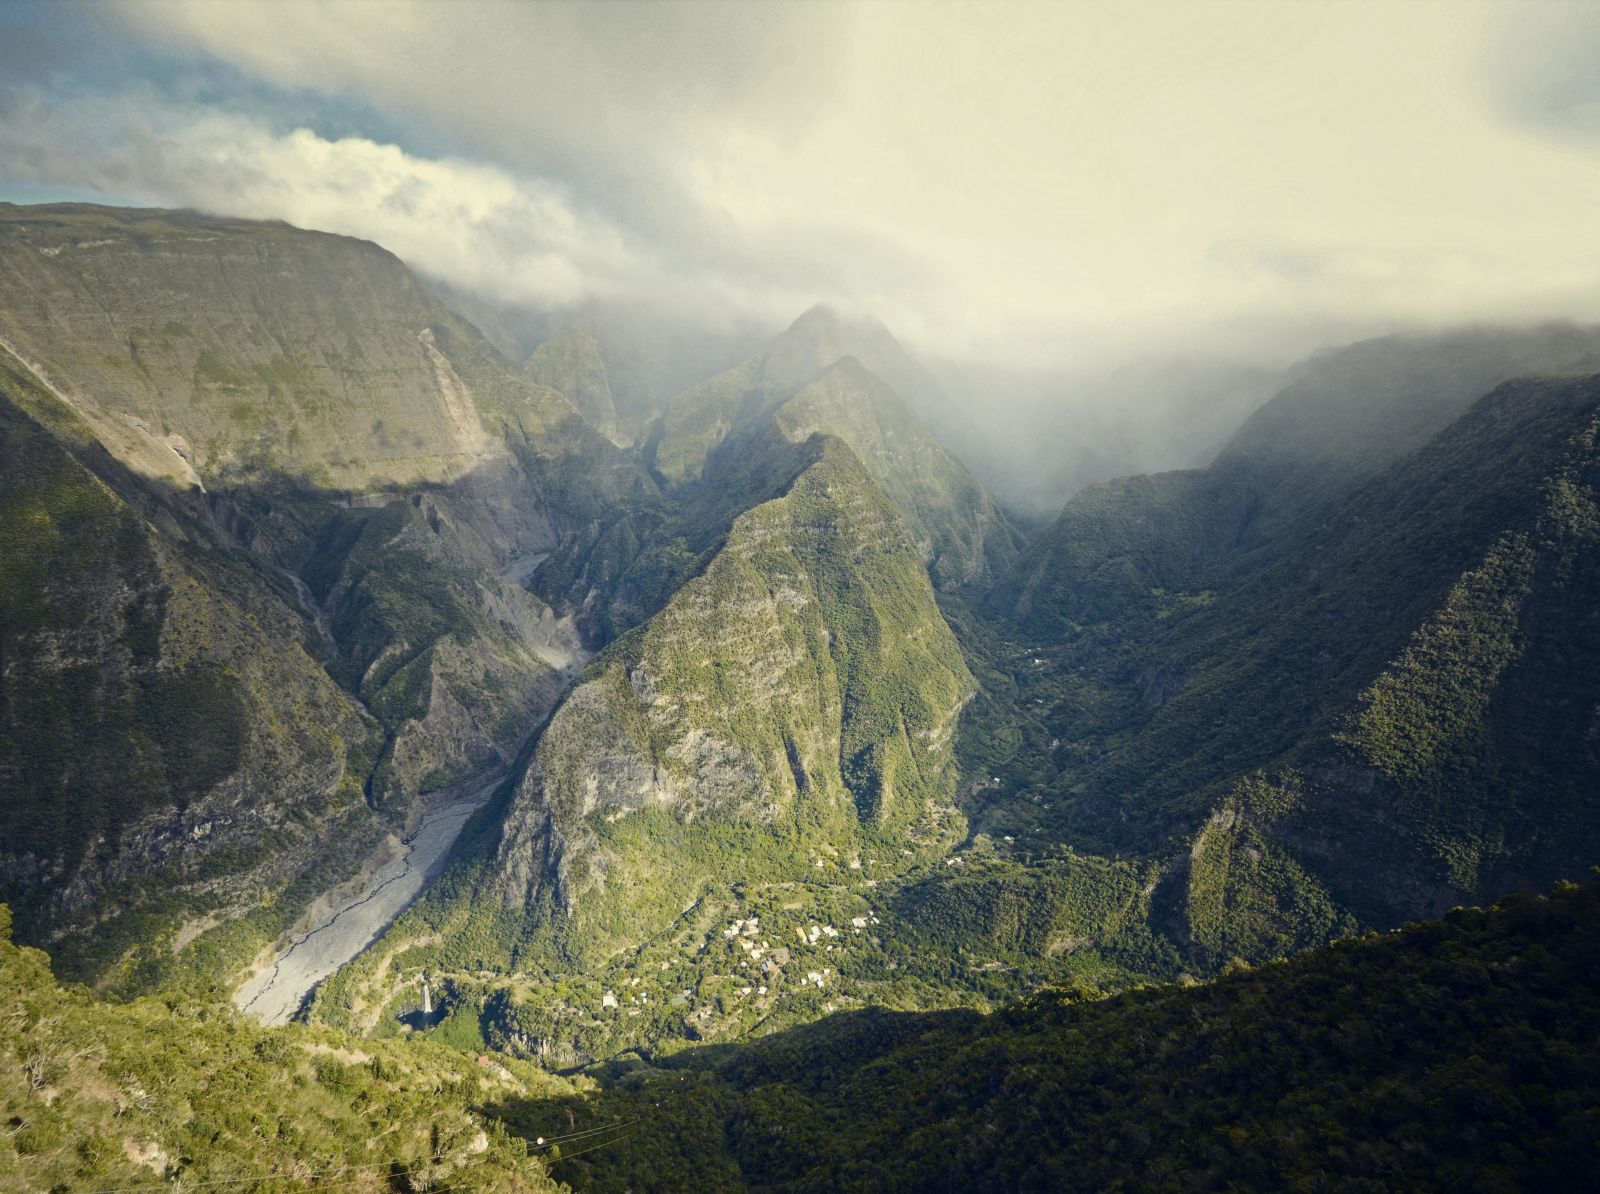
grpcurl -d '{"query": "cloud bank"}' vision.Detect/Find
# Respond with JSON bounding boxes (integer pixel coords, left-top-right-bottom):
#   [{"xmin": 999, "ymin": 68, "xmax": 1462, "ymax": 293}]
[{"xmin": 4, "ymin": 0, "xmax": 1600, "ymax": 368}]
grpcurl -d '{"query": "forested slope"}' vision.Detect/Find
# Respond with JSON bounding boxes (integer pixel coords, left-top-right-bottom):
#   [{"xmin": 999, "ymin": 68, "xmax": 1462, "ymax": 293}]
[
  {"xmin": 0, "ymin": 906, "xmax": 564, "ymax": 1193},
  {"xmin": 0, "ymin": 204, "xmax": 647, "ymax": 992},
  {"xmin": 523, "ymin": 876, "xmax": 1600, "ymax": 1193}
]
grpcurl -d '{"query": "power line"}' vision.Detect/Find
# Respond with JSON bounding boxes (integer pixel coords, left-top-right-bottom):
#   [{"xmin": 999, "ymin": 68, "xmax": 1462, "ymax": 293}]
[
  {"xmin": 548, "ymin": 1129, "xmax": 637, "ymax": 1164},
  {"xmin": 530, "ymin": 1118, "xmax": 638, "ymax": 1148}
]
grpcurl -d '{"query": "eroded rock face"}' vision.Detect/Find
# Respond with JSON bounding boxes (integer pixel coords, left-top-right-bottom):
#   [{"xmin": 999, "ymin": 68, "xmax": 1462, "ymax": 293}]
[
  {"xmin": 0, "ymin": 205, "xmax": 648, "ymax": 985},
  {"xmin": 313, "ymin": 491, "xmax": 587, "ymax": 810},
  {"xmin": 0, "ymin": 206, "xmax": 509, "ymax": 489},
  {"xmin": 494, "ymin": 438, "xmax": 975, "ymax": 954},
  {"xmin": 0, "ymin": 377, "xmax": 376, "ymax": 969}
]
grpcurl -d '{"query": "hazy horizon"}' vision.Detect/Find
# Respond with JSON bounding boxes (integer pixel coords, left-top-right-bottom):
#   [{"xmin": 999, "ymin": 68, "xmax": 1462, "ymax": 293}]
[{"xmin": 3, "ymin": 0, "xmax": 1600, "ymax": 379}]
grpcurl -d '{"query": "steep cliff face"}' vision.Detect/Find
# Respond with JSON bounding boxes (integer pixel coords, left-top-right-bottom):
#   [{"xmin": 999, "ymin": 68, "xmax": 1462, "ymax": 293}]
[
  {"xmin": 0, "ymin": 205, "xmax": 652, "ymax": 989},
  {"xmin": 522, "ymin": 321, "xmax": 623, "ymax": 446},
  {"xmin": 0, "ymin": 205, "xmax": 652, "ymax": 511},
  {"xmin": 311, "ymin": 494, "xmax": 583, "ymax": 808},
  {"xmin": 0, "ymin": 363, "xmax": 377, "ymax": 984},
  {"xmin": 0, "ymin": 205, "xmax": 503, "ymax": 489},
  {"xmin": 494, "ymin": 437, "xmax": 975, "ymax": 962}
]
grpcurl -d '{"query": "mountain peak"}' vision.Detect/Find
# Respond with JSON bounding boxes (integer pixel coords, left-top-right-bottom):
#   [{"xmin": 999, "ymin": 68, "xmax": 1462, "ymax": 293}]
[
  {"xmin": 779, "ymin": 302, "xmax": 896, "ymax": 348},
  {"xmin": 759, "ymin": 304, "xmax": 921, "ymax": 404},
  {"xmin": 790, "ymin": 301, "xmax": 844, "ymax": 326}
]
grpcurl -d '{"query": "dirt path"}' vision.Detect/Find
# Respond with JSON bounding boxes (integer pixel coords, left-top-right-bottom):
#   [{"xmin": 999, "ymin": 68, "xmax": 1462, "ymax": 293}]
[{"xmin": 233, "ymin": 777, "xmax": 499, "ymax": 1025}]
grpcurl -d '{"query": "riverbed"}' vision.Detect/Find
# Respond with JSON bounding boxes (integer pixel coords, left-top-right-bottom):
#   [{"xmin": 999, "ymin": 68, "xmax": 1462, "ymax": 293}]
[{"xmin": 233, "ymin": 778, "xmax": 497, "ymax": 1025}]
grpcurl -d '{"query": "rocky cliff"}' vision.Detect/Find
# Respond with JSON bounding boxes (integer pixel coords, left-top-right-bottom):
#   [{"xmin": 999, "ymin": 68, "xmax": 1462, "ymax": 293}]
[
  {"xmin": 0, "ymin": 204, "xmax": 651, "ymax": 990},
  {"xmin": 495, "ymin": 436, "xmax": 975, "ymax": 962}
]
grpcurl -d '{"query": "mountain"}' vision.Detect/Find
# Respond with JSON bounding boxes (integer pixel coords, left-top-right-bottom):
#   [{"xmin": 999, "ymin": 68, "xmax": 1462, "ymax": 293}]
[
  {"xmin": 523, "ymin": 319, "xmax": 624, "ymax": 446},
  {"xmin": 0, "ymin": 204, "xmax": 651, "ymax": 992},
  {"xmin": 1222, "ymin": 323, "xmax": 1600, "ymax": 479},
  {"xmin": 525, "ymin": 309, "xmax": 1019, "ymax": 654},
  {"xmin": 498, "ymin": 436, "xmax": 974, "ymax": 927},
  {"xmin": 995, "ymin": 325, "xmax": 1600, "ymax": 635},
  {"xmin": 431, "ymin": 291, "xmax": 767, "ymax": 445},
  {"xmin": 306, "ymin": 434, "xmax": 981, "ymax": 1063},
  {"xmin": 0, "ymin": 204, "xmax": 648, "ymax": 507},
  {"xmin": 647, "ymin": 307, "xmax": 1018, "ymax": 590},
  {"xmin": 972, "ymin": 359, "xmax": 1600, "ymax": 971},
  {"xmin": 649, "ymin": 305, "xmax": 940, "ymax": 487},
  {"xmin": 5, "ymin": 197, "xmax": 1600, "ymax": 1191},
  {"xmin": 527, "ymin": 875, "xmax": 1600, "ymax": 1193},
  {"xmin": 0, "ymin": 358, "xmax": 378, "ymax": 986},
  {"xmin": 768, "ymin": 357, "xmax": 1017, "ymax": 588},
  {"xmin": 0, "ymin": 205, "xmax": 495, "ymax": 490}
]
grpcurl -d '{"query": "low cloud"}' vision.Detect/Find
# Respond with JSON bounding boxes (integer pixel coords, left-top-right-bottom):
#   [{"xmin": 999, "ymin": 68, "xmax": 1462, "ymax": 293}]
[
  {"xmin": 5, "ymin": 1, "xmax": 1600, "ymax": 371},
  {"xmin": 0, "ymin": 91, "xmax": 909, "ymax": 334},
  {"xmin": 0, "ymin": 96, "xmax": 617, "ymax": 308}
]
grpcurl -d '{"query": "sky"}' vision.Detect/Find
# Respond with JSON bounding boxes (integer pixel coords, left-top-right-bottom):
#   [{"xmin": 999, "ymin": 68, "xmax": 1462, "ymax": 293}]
[{"xmin": 3, "ymin": 0, "xmax": 1600, "ymax": 370}]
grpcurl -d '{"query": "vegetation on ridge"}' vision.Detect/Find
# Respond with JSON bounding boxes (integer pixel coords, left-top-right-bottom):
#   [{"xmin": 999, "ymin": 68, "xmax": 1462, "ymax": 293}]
[
  {"xmin": 513, "ymin": 875, "xmax": 1600, "ymax": 1193},
  {"xmin": 0, "ymin": 906, "xmax": 565, "ymax": 1192}
]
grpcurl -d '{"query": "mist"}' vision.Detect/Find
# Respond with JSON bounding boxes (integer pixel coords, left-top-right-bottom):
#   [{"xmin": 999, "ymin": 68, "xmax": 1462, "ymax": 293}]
[{"xmin": 6, "ymin": 0, "xmax": 1600, "ymax": 511}]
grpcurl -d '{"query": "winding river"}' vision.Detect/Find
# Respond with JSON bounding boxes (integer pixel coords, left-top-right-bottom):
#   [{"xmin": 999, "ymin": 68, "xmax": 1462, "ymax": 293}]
[{"xmin": 233, "ymin": 778, "xmax": 497, "ymax": 1025}]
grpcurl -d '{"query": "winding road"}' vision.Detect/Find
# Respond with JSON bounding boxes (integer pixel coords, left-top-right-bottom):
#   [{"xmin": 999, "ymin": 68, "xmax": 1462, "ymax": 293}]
[{"xmin": 233, "ymin": 778, "xmax": 498, "ymax": 1025}]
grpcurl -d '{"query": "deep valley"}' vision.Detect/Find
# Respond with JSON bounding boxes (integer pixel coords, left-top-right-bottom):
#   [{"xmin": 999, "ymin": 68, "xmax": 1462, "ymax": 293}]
[{"xmin": 3, "ymin": 83, "xmax": 1599, "ymax": 1186}]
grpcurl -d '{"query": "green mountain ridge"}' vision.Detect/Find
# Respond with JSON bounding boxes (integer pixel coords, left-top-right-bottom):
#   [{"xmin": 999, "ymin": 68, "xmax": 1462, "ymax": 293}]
[
  {"xmin": 306, "ymin": 433, "xmax": 986, "ymax": 1065},
  {"xmin": 530, "ymin": 875, "xmax": 1600, "ymax": 1193},
  {"xmin": 768, "ymin": 357, "xmax": 1018, "ymax": 588},
  {"xmin": 967, "ymin": 370, "xmax": 1600, "ymax": 975},
  {"xmin": 648, "ymin": 305, "xmax": 933, "ymax": 485},
  {"xmin": 529, "ymin": 324, "xmax": 1018, "ymax": 656},
  {"xmin": 500, "ymin": 434, "xmax": 975, "ymax": 923},
  {"xmin": 646, "ymin": 307, "xmax": 1017, "ymax": 591}
]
